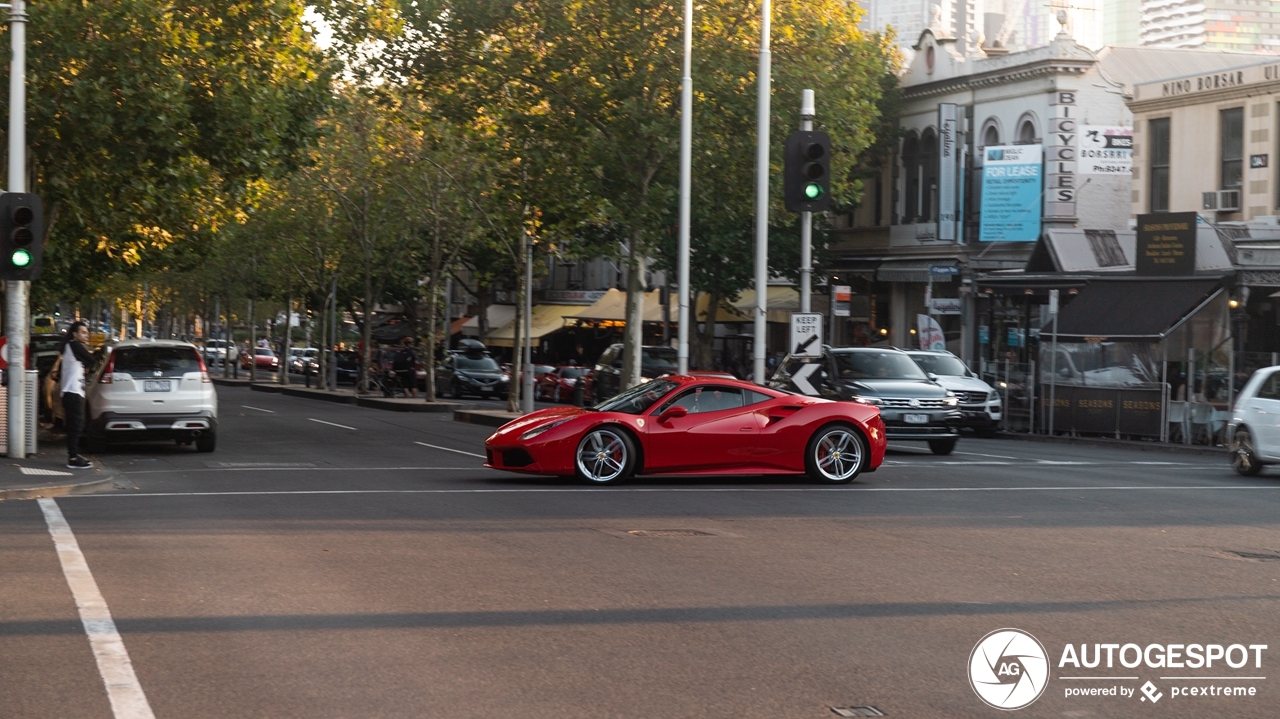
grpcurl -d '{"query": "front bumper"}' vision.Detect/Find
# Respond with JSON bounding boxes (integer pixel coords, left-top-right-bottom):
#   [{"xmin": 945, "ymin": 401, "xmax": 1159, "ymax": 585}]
[
  {"xmin": 91, "ymin": 411, "xmax": 218, "ymax": 443},
  {"xmin": 879, "ymin": 408, "xmax": 962, "ymax": 440},
  {"xmin": 958, "ymin": 404, "xmax": 1001, "ymax": 427}
]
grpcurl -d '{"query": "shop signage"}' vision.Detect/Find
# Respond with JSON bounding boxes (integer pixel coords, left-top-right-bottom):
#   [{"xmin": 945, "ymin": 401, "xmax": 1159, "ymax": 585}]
[
  {"xmin": 1039, "ymin": 387, "xmax": 1163, "ymax": 437},
  {"xmin": 930, "ymin": 297, "xmax": 962, "ymax": 315},
  {"xmin": 542, "ymin": 289, "xmax": 606, "ymax": 305},
  {"xmin": 930, "ymin": 265, "xmax": 959, "ymax": 276},
  {"xmin": 789, "ymin": 312, "xmax": 824, "ymax": 358},
  {"xmin": 1077, "ymin": 126, "xmax": 1132, "ymax": 175},
  {"xmin": 979, "ymin": 145, "xmax": 1042, "ymax": 242},
  {"xmin": 832, "ymin": 286, "xmax": 851, "ymax": 317},
  {"xmin": 938, "ymin": 103, "xmax": 959, "ymax": 242},
  {"xmin": 1136, "ymin": 212, "xmax": 1197, "ymax": 276}
]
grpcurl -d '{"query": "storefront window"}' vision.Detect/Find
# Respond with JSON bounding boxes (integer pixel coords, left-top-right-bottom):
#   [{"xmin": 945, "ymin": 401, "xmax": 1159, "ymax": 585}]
[{"xmin": 920, "ymin": 128, "xmax": 938, "ymax": 221}]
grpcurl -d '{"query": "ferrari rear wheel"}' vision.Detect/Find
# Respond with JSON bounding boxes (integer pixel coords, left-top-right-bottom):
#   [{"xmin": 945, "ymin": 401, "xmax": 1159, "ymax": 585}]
[
  {"xmin": 575, "ymin": 427, "xmax": 635, "ymax": 485},
  {"xmin": 806, "ymin": 425, "xmax": 866, "ymax": 484}
]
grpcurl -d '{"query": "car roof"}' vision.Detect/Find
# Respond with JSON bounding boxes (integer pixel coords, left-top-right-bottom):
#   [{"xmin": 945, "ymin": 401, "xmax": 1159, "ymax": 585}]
[
  {"xmin": 110, "ymin": 339, "xmax": 198, "ymax": 350},
  {"xmin": 829, "ymin": 346, "xmax": 909, "ymax": 353},
  {"xmin": 656, "ymin": 374, "xmax": 783, "ymax": 392},
  {"xmin": 904, "ymin": 349, "xmax": 955, "ymax": 356}
]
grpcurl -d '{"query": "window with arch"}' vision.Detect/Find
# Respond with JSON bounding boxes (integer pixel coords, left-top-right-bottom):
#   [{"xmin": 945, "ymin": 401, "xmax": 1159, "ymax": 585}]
[
  {"xmin": 982, "ymin": 122, "xmax": 1000, "ymax": 148},
  {"xmin": 1016, "ymin": 115, "xmax": 1037, "ymax": 144},
  {"xmin": 902, "ymin": 132, "xmax": 920, "ymax": 222},
  {"xmin": 920, "ymin": 128, "xmax": 938, "ymax": 221}
]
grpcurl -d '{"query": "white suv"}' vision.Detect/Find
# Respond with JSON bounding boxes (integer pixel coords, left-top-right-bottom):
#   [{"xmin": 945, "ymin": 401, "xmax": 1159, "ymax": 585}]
[
  {"xmin": 87, "ymin": 340, "xmax": 218, "ymax": 452},
  {"xmin": 905, "ymin": 350, "xmax": 1002, "ymax": 435},
  {"xmin": 1228, "ymin": 367, "xmax": 1280, "ymax": 475}
]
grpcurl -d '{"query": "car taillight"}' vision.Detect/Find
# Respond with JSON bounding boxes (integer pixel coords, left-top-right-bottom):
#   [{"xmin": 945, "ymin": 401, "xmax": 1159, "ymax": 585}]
[
  {"xmin": 193, "ymin": 349, "xmax": 212, "ymax": 382},
  {"xmin": 99, "ymin": 354, "xmax": 115, "ymax": 383}
]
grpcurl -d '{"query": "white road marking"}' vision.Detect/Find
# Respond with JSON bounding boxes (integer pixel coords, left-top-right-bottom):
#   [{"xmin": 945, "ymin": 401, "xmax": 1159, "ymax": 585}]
[
  {"xmin": 38, "ymin": 499, "xmax": 156, "ymax": 719},
  {"xmin": 955, "ymin": 451, "xmax": 1018, "ymax": 459},
  {"xmin": 415, "ymin": 441, "xmax": 485, "ymax": 458},
  {"xmin": 120, "ymin": 466, "xmax": 485, "ymax": 475},
  {"xmin": 1159, "ymin": 677, "xmax": 1266, "ymax": 680},
  {"xmin": 241, "ymin": 405, "xmax": 275, "ymax": 413},
  {"xmin": 307, "ymin": 418, "xmax": 357, "ymax": 430},
  {"xmin": 70, "ymin": 485, "xmax": 1280, "ymax": 498}
]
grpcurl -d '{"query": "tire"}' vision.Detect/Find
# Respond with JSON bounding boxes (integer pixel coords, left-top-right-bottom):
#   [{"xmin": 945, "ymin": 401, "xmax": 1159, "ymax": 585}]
[
  {"xmin": 452, "ymin": 380, "xmax": 465, "ymax": 399},
  {"xmin": 196, "ymin": 434, "xmax": 217, "ymax": 453},
  {"xmin": 928, "ymin": 438, "xmax": 958, "ymax": 455},
  {"xmin": 1232, "ymin": 427, "xmax": 1264, "ymax": 476},
  {"xmin": 805, "ymin": 424, "xmax": 867, "ymax": 484},
  {"xmin": 574, "ymin": 426, "xmax": 636, "ymax": 485}
]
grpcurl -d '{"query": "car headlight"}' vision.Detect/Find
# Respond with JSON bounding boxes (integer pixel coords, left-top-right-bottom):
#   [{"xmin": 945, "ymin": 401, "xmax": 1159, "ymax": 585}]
[
  {"xmin": 988, "ymin": 391, "xmax": 1001, "ymax": 403},
  {"xmin": 639, "ymin": 376, "xmax": 652, "ymax": 383},
  {"xmin": 520, "ymin": 419, "xmax": 570, "ymax": 440},
  {"xmin": 501, "ymin": 373, "xmax": 511, "ymax": 381},
  {"xmin": 851, "ymin": 395, "xmax": 883, "ymax": 406},
  {"xmin": 944, "ymin": 392, "xmax": 959, "ymax": 407}
]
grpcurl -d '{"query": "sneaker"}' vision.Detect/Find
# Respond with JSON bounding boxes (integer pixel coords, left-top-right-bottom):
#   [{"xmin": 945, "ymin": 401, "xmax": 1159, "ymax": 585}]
[{"xmin": 67, "ymin": 456, "xmax": 92, "ymax": 469}]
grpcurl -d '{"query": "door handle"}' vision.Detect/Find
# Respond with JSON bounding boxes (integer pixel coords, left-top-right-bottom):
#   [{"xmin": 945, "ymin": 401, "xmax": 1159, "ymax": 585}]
[{"xmin": 740, "ymin": 427, "xmax": 753, "ymax": 432}]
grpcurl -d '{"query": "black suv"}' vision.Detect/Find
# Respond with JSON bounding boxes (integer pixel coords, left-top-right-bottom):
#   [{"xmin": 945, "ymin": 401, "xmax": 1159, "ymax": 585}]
[
  {"xmin": 590, "ymin": 343, "xmax": 679, "ymax": 401},
  {"xmin": 769, "ymin": 346, "xmax": 962, "ymax": 454}
]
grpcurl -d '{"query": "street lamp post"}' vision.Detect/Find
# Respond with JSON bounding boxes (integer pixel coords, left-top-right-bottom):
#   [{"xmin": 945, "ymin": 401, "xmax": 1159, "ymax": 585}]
[
  {"xmin": 6, "ymin": 0, "xmax": 28, "ymax": 458},
  {"xmin": 752, "ymin": 0, "xmax": 772, "ymax": 384},
  {"xmin": 676, "ymin": 0, "xmax": 693, "ymax": 374}
]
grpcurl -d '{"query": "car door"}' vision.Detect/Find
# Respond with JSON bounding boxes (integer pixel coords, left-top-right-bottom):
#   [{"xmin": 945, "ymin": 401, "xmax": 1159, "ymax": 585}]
[
  {"xmin": 1245, "ymin": 370, "xmax": 1280, "ymax": 458},
  {"xmin": 644, "ymin": 385, "xmax": 757, "ymax": 472}
]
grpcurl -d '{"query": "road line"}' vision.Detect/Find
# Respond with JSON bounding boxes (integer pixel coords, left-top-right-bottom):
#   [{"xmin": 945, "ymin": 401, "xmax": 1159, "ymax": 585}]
[
  {"xmin": 955, "ymin": 451, "xmax": 1018, "ymax": 459},
  {"xmin": 308, "ymin": 418, "xmax": 357, "ymax": 430},
  {"xmin": 68, "ymin": 485, "xmax": 1280, "ymax": 498},
  {"xmin": 415, "ymin": 441, "xmax": 485, "ymax": 458},
  {"xmin": 119, "ymin": 466, "xmax": 485, "ymax": 475},
  {"xmin": 241, "ymin": 405, "xmax": 275, "ymax": 413},
  {"xmin": 38, "ymin": 499, "xmax": 156, "ymax": 719}
]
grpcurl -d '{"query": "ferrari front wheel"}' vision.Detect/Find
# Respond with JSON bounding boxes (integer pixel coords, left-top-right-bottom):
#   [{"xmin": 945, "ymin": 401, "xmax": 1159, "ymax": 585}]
[
  {"xmin": 806, "ymin": 425, "xmax": 866, "ymax": 484},
  {"xmin": 575, "ymin": 427, "xmax": 635, "ymax": 485}
]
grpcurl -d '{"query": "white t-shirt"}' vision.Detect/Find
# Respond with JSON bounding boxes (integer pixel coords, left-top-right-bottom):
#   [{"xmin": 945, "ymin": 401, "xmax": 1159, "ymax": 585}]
[{"xmin": 61, "ymin": 343, "xmax": 86, "ymax": 396}]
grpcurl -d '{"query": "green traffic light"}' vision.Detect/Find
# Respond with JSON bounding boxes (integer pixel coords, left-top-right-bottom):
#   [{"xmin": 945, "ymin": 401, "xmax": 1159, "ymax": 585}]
[
  {"xmin": 804, "ymin": 183, "xmax": 823, "ymax": 200},
  {"xmin": 11, "ymin": 249, "xmax": 30, "ymax": 267}
]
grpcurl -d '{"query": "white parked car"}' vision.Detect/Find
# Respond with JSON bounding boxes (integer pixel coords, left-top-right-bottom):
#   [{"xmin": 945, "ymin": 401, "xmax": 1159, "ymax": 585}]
[
  {"xmin": 202, "ymin": 338, "xmax": 238, "ymax": 366},
  {"xmin": 905, "ymin": 350, "xmax": 1002, "ymax": 435},
  {"xmin": 288, "ymin": 347, "xmax": 319, "ymax": 374},
  {"xmin": 87, "ymin": 340, "xmax": 218, "ymax": 452},
  {"xmin": 1228, "ymin": 367, "xmax": 1280, "ymax": 475}
]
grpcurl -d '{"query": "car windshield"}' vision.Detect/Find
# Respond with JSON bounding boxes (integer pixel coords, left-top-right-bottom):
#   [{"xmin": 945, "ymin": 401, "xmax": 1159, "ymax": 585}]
[
  {"xmin": 456, "ymin": 355, "xmax": 500, "ymax": 371},
  {"xmin": 31, "ymin": 337, "xmax": 63, "ymax": 352},
  {"xmin": 561, "ymin": 367, "xmax": 588, "ymax": 379},
  {"xmin": 833, "ymin": 351, "xmax": 928, "ymax": 380},
  {"xmin": 909, "ymin": 354, "xmax": 969, "ymax": 376},
  {"xmin": 593, "ymin": 379, "xmax": 679, "ymax": 415},
  {"xmin": 255, "ymin": 348, "xmax": 274, "ymax": 356},
  {"xmin": 113, "ymin": 347, "xmax": 201, "ymax": 377},
  {"xmin": 641, "ymin": 348, "xmax": 678, "ymax": 371}
]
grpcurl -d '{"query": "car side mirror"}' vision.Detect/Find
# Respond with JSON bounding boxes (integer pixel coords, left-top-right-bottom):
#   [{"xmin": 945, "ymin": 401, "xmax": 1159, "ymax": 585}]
[
  {"xmin": 927, "ymin": 372, "xmax": 939, "ymax": 382},
  {"xmin": 658, "ymin": 405, "xmax": 688, "ymax": 423}
]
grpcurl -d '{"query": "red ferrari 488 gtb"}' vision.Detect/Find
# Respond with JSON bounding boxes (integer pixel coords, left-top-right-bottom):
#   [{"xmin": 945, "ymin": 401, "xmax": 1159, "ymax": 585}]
[{"xmin": 485, "ymin": 375, "xmax": 886, "ymax": 484}]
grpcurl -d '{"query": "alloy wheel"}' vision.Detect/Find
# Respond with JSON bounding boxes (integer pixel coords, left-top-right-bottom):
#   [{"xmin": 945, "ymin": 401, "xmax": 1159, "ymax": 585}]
[
  {"xmin": 576, "ymin": 429, "xmax": 629, "ymax": 484},
  {"xmin": 812, "ymin": 428, "xmax": 863, "ymax": 482},
  {"xmin": 1232, "ymin": 429, "xmax": 1263, "ymax": 476}
]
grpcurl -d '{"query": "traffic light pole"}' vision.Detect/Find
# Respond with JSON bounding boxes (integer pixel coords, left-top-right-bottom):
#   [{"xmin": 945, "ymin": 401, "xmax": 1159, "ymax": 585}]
[
  {"xmin": 752, "ymin": 0, "xmax": 771, "ymax": 385},
  {"xmin": 6, "ymin": 0, "xmax": 27, "ymax": 458},
  {"xmin": 675, "ymin": 0, "xmax": 692, "ymax": 375},
  {"xmin": 799, "ymin": 90, "xmax": 814, "ymax": 314}
]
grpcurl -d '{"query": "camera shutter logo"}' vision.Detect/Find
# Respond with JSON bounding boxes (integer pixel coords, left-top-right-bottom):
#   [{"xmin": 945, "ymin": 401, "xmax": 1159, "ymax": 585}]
[{"xmin": 969, "ymin": 628, "xmax": 1050, "ymax": 710}]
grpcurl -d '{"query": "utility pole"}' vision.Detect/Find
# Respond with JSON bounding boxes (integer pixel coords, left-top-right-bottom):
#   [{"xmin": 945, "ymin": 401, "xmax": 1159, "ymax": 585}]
[
  {"xmin": 752, "ymin": 0, "xmax": 772, "ymax": 384},
  {"xmin": 799, "ymin": 89, "xmax": 814, "ymax": 314},
  {"xmin": 6, "ymin": 0, "xmax": 28, "ymax": 457},
  {"xmin": 522, "ymin": 240, "xmax": 534, "ymax": 414},
  {"xmin": 676, "ymin": 0, "xmax": 693, "ymax": 375},
  {"xmin": 1048, "ymin": 288, "xmax": 1059, "ymax": 436}
]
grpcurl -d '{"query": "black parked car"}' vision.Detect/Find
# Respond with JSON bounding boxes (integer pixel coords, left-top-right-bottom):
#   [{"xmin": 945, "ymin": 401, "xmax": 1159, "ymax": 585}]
[
  {"xmin": 436, "ymin": 346, "xmax": 510, "ymax": 399},
  {"xmin": 589, "ymin": 343, "xmax": 679, "ymax": 402},
  {"xmin": 333, "ymin": 350, "xmax": 360, "ymax": 384},
  {"xmin": 769, "ymin": 346, "xmax": 962, "ymax": 455}
]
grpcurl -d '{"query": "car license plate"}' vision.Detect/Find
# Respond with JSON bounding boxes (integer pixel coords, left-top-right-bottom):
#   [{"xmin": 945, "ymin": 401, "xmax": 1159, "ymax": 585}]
[
  {"xmin": 143, "ymin": 380, "xmax": 171, "ymax": 392},
  {"xmin": 903, "ymin": 413, "xmax": 929, "ymax": 424}
]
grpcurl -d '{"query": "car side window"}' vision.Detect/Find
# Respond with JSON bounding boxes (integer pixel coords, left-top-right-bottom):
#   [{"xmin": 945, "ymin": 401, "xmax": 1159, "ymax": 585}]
[
  {"xmin": 663, "ymin": 386, "xmax": 744, "ymax": 414},
  {"xmin": 1258, "ymin": 371, "xmax": 1280, "ymax": 400},
  {"xmin": 744, "ymin": 389, "xmax": 773, "ymax": 406}
]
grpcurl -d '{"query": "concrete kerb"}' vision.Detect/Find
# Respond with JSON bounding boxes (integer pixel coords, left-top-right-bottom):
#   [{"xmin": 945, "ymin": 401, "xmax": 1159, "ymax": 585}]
[
  {"xmin": 454, "ymin": 409, "xmax": 525, "ymax": 428},
  {"xmin": 0, "ymin": 463, "xmax": 124, "ymax": 501},
  {"xmin": 1004, "ymin": 431, "xmax": 1229, "ymax": 457},
  {"xmin": 226, "ymin": 379, "xmax": 466, "ymax": 412}
]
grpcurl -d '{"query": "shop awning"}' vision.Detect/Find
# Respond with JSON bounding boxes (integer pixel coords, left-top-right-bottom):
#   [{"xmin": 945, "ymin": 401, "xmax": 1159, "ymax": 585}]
[
  {"xmin": 485, "ymin": 304, "xmax": 584, "ymax": 347},
  {"xmin": 448, "ymin": 316, "xmax": 470, "ymax": 336},
  {"xmin": 566, "ymin": 288, "xmax": 666, "ymax": 323},
  {"xmin": 694, "ymin": 286, "xmax": 801, "ymax": 324},
  {"xmin": 1054, "ymin": 279, "xmax": 1222, "ymax": 340},
  {"xmin": 460, "ymin": 305, "xmax": 515, "ymax": 336},
  {"xmin": 877, "ymin": 259, "xmax": 958, "ymax": 283}
]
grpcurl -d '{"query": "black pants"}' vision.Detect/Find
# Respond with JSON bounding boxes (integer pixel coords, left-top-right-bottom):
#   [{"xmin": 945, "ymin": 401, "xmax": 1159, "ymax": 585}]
[{"xmin": 62, "ymin": 392, "xmax": 85, "ymax": 457}]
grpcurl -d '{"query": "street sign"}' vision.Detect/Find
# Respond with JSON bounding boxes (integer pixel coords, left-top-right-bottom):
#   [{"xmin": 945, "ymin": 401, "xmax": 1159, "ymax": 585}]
[
  {"xmin": 790, "ymin": 312, "xmax": 823, "ymax": 358},
  {"xmin": 1048, "ymin": 289, "xmax": 1060, "ymax": 317},
  {"xmin": 791, "ymin": 362, "xmax": 822, "ymax": 395},
  {"xmin": 929, "ymin": 265, "xmax": 959, "ymax": 276},
  {"xmin": 832, "ymin": 286, "xmax": 851, "ymax": 317}
]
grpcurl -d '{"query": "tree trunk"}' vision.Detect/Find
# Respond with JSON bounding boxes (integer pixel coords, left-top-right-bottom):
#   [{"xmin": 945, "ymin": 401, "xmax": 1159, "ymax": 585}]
[
  {"xmin": 248, "ymin": 298, "xmax": 256, "ymax": 383},
  {"xmin": 280, "ymin": 291, "xmax": 293, "ymax": 386},
  {"xmin": 359, "ymin": 270, "xmax": 374, "ymax": 394},
  {"xmin": 621, "ymin": 229, "xmax": 645, "ymax": 390}
]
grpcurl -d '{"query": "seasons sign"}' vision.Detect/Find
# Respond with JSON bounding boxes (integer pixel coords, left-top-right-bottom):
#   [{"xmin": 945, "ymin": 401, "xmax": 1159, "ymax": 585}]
[{"xmin": 1136, "ymin": 212, "xmax": 1197, "ymax": 276}]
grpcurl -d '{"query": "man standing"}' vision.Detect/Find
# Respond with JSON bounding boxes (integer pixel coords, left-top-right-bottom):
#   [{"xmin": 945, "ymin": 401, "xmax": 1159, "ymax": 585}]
[
  {"xmin": 61, "ymin": 321, "xmax": 94, "ymax": 469},
  {"xmin": 394, "ymin": 336, "xmax": 419, "ymax": 398}
]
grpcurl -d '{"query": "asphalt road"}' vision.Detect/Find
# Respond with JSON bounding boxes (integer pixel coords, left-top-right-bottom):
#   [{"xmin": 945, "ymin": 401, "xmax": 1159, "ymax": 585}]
[{"xmin": 3, "ymin": 386, "xmax": 1279, "ymax": 719}]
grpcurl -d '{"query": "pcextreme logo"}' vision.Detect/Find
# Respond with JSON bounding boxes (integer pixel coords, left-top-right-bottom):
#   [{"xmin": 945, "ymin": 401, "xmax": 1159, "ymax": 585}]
[{"xmin": 969, "ymin": 628, "xmax": 1050, "ymax": 710}]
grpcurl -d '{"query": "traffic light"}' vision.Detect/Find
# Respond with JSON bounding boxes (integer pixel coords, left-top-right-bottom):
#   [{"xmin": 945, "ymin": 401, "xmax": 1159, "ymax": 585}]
[
  {"xmin": 784, "ymin": 130, "xmax": 831, "ymax": 213},
  {"xmin": 0, "ymin": 192, "xmax": 43, "ymax": 281}
]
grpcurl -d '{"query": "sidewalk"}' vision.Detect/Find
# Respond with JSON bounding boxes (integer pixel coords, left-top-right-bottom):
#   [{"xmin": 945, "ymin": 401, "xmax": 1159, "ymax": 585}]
[
  {"xmin": 454, "ymin": 408, "xmax": 525, "ymax": 428},
  {"xmin": 0, "ymin": 441, "xmax": 121, "ymax": 500},
  {"xmin": 1003, "ymin": 431, "xmax": 1229, "ymax": 457}
]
